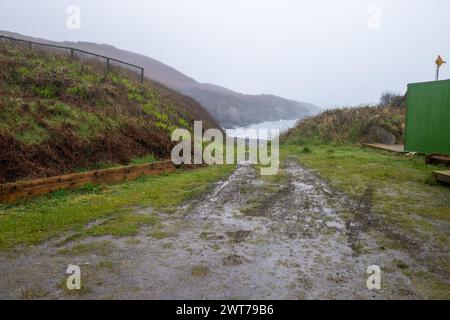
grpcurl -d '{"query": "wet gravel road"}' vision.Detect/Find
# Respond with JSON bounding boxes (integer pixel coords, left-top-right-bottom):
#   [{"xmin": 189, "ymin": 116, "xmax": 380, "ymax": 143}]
[{"xmin": 0, "ymin": 159, "xmax": 420, "ymax": 299}]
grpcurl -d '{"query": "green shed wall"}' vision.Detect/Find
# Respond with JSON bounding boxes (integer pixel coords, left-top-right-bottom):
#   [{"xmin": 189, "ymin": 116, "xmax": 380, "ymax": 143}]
[{"xmin": 405, "ymin": 79, "xmax": 450, "ymax": 155}]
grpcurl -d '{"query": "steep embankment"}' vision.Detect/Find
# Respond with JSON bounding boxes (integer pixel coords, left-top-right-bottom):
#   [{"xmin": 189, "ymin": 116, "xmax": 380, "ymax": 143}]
[
  {"xmin": 1, "ymin": 31, "xmax": 320, "ymax": 128},
  {"xmin": 0, "ymin": 42, "xmax": 219, "ymax": 183}
]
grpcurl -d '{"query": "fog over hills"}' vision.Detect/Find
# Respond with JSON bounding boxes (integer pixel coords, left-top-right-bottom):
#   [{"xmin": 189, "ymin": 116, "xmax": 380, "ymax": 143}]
[{"xmin": 1, "ymin": 31, "xmax": 320, "ymax": 128}]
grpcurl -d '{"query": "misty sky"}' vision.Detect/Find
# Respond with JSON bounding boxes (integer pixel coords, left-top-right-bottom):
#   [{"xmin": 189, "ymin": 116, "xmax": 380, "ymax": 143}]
[{"xmin": 1, "ymin": 0, "xmax": 450, "ymax": 108}]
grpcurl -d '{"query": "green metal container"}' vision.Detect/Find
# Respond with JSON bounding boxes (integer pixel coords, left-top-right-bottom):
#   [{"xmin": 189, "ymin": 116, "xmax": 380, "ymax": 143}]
[{"xmin": 405, "ymin": 79, "xmax": 450, "ymax": 155}]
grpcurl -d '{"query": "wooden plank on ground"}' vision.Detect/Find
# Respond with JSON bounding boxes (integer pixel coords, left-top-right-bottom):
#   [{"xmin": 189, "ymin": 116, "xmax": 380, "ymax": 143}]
[
  {"xmin": 362, "ymin": 143, "xmax": 405, "ymax": 153},
  {"xmin": 426, "ymin": 154, "xmax": 450, "ymax": 166},
  {"xmin": 433, "ymin": 170, "xmax": 450, "ymax": 184},
  {"xmin": 0, "ymin": 160, "xmax": 176, "ymax": 204}
]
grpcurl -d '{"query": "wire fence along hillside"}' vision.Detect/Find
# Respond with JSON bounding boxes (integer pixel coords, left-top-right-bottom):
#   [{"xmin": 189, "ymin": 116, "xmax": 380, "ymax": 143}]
[{"xmin": 0, "ymin": 35, "xmax": 145, "ymax": 83}]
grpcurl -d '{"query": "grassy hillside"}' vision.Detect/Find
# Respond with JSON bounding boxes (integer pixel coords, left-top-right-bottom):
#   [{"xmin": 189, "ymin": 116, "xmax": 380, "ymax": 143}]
[
  {"xmin": 0, "ymin": 42, "xmax": 219, "ymax": 183},
  {"xmin": 1, "ymin": 31, "xmax": 319, "ymax": 128}
]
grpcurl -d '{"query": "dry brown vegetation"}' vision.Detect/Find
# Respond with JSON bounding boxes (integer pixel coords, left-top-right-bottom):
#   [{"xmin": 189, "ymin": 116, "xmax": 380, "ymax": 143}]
[
  {"xmin": 285, "ymin": 97, "xmax": 406, "ymax": 145},
  {"xmin": 0, "ymin": 42, "xmax": 219, "ymax": 183}
]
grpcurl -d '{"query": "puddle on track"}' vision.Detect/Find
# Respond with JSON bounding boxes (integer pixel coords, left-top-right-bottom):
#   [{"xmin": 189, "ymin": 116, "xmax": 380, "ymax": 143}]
[{"xmin": 0, "ymin": 160, "xmax": 419, "ymax": 299}]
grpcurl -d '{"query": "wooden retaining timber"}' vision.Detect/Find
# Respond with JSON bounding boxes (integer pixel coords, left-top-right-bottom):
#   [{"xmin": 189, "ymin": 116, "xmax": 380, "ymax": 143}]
[
  {"xmin": 426, "ymin": 154, "xmax": 450, "ymax": 166},
  {"xmin": 362, "ymin": 143, "xmax": 405, "ymax": 153},
  {"xmin": 433, "ymin": 170, "xmax": 450, "ymax": 184},
  {"xmin": 0, "ymin": 160, "xmax": 175, "ymax": 204}
]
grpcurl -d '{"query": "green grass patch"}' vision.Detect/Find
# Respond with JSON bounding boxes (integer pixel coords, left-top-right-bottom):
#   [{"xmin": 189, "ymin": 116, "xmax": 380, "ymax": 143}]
[
  {"xmin": 96, "ymin": 260, "xmax": 116, "ymax": 272},
  {"xmin": 32, "ymin": 85, "xmax": 57, "ymax": 99},
  {"xmin": 131, "ymin": 154, "xmax": 157, "ymax": 164},
  {"xmin": 125, "ymin": 239, "xmax": 141, "ymax": 245},
  {"xmin": 403, "ymin": 270, "xmax": 450, "ymax": 299},
  {"xmin": 281, "ymin": 141, "xmax": 450, "ymax": 225},
  {"xmin": 84, "ymin": 212, "xmax": 157, "ymax": 238},
  {"xmin": 191, "ymin": 265, "xmax": 210, "ymax": 277},
  {"xmin": 58, "ymin": 241, "xmax": 114, "ymax": 256},
  {"xmin": 57, "ymin": 278, "xmax": 91, "ymax": 296},
  {"xmin": 281, "ymin": 139, "xmax": 450, "ymax": 298},
  {"xmin": 148, "ymin": 230, "xmax": 169, "ymax": 240},
  {"xmin": 20, "ymin": 287, "xmax": 49, "ymax": 300},
  {"xmin": 0, "ymin": 165, "xmax": 235, "ymax": 250}
]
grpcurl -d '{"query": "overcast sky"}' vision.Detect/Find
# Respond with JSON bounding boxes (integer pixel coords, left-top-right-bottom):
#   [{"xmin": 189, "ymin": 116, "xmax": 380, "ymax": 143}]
[{"xmin": 1, "ymin": 0, "xmax": 450, "ymax": 108}]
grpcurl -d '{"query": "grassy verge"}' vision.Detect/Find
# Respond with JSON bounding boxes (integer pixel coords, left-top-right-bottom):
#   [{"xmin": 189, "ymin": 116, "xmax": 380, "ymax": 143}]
[
  {"xmin": 281, "ymin": 139, "xmax": 450, "ymax": 298},
  {"xmin": 0, "ymin": 165, "xmax": 235, "ymax": 251},
  {"xmin": 281, "ymin": 141, "xmax": 449, "ymax": 225}
]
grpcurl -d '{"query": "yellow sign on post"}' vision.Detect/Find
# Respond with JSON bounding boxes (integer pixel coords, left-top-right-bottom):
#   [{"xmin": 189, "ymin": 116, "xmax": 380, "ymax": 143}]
[
  {"xmin": 436, "ymin": 55, "xmax": 446, "ymax": 67},
  {"xmin": 435, "ymin": 55, "xmax": 446, "ymax": 81}
]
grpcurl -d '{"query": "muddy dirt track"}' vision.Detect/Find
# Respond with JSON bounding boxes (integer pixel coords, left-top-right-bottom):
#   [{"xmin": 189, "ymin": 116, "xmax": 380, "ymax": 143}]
[{"xmin": 0, "ymin": 159, "xmax": 424, "ymax": 299}]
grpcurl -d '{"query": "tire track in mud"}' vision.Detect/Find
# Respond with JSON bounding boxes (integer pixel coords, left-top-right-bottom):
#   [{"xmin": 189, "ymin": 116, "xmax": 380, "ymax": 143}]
[
  {"xmin": 112, "ymin": 159, "xmax": 418, "ymax": 299},
  {"xmin": 0, "ymin": 160, "xmax": 420, "ymax": 299}
]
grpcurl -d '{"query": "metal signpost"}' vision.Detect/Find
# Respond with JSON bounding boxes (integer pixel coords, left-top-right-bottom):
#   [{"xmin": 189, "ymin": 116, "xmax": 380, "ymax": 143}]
[{"xmin": 435, "ymin": 55, "xmax": 446, "ymax": 81}]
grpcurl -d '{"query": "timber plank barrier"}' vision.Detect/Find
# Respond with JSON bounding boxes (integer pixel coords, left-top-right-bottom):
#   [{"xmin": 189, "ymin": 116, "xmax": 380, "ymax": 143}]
[
  {"xmin": 0, "ymin": 160, "xmax": 175, "ymax": 204},
  {"xmin": 362, "ymin": 143, "xmax": 405, "ymax": 153},
  {"xmin": 433, "ymin": 170, "xmax": 450, "ymax": 185}
]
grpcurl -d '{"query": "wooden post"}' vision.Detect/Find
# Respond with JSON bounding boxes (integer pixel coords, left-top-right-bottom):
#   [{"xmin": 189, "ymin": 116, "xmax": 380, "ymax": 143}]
[
  {"xmin": 70, "ymin": 48, "xmax": 74, "ymax": 58},
  {"xmin": 28, "ymin": 41, "xmax": 32, "ymax": 50},
  {"xmin": 141, "ymin": 68, "xmax": 144, "ymax": 83},
  {"xmin": 106, "ymin": 58, "xmax": 110, "ymax": 73}
]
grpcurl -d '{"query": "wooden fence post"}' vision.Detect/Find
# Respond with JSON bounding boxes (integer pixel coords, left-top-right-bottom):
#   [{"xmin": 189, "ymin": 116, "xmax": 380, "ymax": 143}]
[
  {"xmin": 141, "ymin": 68, "xmax": 144, "ymax": 83},
  {"xmin": 106, "ymin": 58, "xmax": 110, "ymax": 73}
]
